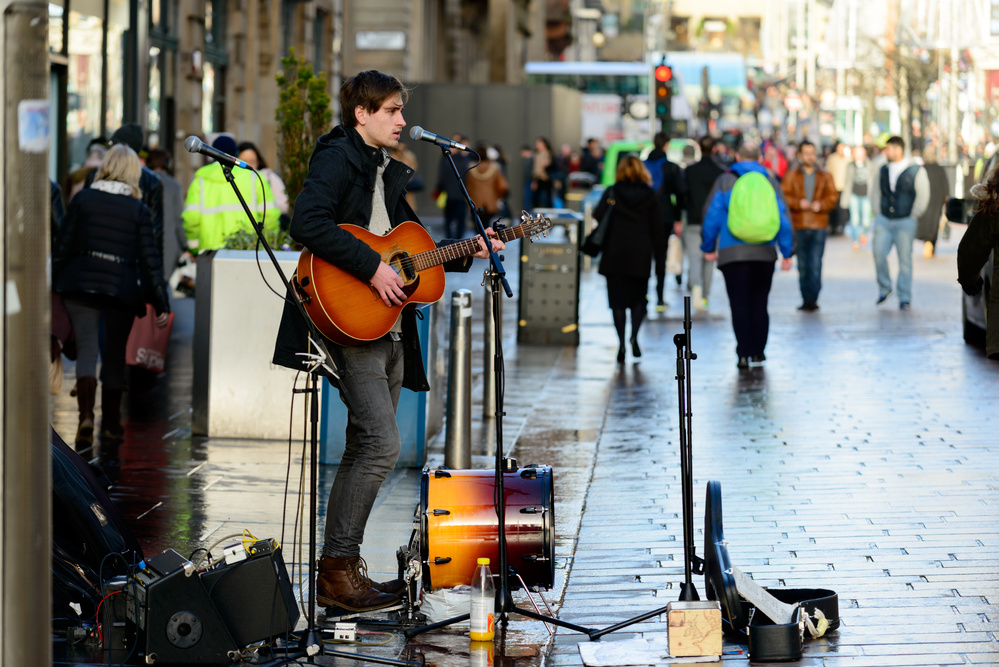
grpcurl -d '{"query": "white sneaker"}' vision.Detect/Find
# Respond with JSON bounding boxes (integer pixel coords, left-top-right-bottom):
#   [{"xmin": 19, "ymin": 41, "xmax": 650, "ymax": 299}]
[{"xmin": 692, "ymin": 285, "xmax": 705, "ymax": 312}]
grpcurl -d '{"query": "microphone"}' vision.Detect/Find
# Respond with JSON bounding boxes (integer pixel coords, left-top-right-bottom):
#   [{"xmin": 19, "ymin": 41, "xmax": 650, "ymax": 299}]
[
  {"xmin": 409, "ymin": 126, "xmax": 470, "ymax": 152},
  {"xmin": 184, "ymin": 136, "xmax": 250, "ymax": 169}
]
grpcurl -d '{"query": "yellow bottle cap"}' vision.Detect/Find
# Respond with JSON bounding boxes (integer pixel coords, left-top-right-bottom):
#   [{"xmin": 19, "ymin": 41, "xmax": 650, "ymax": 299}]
[{"xmin": 477, "ymin": 557, "xmax": 490, "ymax": 565}]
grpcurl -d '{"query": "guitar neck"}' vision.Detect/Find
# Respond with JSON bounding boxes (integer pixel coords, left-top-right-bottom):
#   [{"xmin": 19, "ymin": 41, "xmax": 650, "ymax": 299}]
[{"xmin": 409, "ymin": 225, "xmax": 525, "ymax": 273}]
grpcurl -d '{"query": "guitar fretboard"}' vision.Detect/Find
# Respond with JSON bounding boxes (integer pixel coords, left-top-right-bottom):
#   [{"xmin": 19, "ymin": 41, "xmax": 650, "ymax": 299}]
[{"xmin": 403, "ymin": 223, "xmax": 535, "ymax": 274}]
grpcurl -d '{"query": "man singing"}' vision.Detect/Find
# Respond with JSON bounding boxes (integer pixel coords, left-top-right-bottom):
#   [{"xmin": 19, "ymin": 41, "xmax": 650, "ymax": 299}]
[{"xmin": 273, "ymin": 70, "xmax": 504, "ymax": 613}]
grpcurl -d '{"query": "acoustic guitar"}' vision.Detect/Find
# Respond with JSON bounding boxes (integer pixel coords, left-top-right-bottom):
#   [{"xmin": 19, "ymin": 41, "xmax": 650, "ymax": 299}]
[{"xmin": 296, "ymin": 212, "xmax": 552, "ymax": 346}]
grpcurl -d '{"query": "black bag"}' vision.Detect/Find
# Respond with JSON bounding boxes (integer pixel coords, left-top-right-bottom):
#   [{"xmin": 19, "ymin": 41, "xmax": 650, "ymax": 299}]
[{"xmin": 581, "ymin": 187, "xmax": 615, "ymax": 257}]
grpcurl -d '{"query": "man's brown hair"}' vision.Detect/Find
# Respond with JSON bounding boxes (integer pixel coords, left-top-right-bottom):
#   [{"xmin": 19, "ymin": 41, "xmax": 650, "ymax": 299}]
[{"xmin": 340, "ymin": 70, "xmax": 408, "ymax": 128}]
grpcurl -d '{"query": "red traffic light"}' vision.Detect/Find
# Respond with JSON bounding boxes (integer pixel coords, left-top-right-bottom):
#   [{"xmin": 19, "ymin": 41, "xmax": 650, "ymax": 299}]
[{"xmin": 654, "ymin": 65, "xmax": 673, "ymax": 82}]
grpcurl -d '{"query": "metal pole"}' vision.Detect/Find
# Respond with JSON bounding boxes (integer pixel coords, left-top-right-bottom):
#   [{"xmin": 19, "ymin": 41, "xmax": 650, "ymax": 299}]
[
  {"xmin": 483, "ymin": 272, "xmax": 500, "ymax": 420},
  {"xmin": 444, "ymin": 289, "xmax": 472, "ymax": 469},
  {"xmin": 2, "ymin": 2, "xmax": 52, "ymax": 662}
]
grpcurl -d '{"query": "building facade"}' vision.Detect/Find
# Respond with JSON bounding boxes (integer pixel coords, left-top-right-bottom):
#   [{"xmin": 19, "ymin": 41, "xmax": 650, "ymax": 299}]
[{"xmin": 49, "ymin": 0, "xmax": 547, "ymax": 189}]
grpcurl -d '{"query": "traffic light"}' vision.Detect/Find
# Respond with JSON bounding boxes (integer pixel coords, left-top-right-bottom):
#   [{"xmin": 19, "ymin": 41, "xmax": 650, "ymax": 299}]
[{"xmin": 654, "ymin": 63, "xmax": 673, "ymax": 126}]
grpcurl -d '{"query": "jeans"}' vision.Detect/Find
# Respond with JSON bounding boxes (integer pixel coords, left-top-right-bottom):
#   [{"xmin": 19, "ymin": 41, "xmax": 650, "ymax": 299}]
[
  {"xmin": 682, "ymin": 224, "xmax": 714, "ymax": 298},
  {"xmin": 872, "ymin": 214, "xmax": 917, "ymax": 304},
  {"xmin": 719, "ymin": 261, "xmax": 775, "ymax": 359},
  {"xmin": 323, "ymin": 336, "xmax": 404, "ymax": 559},
  {"xmin": 63, "ymin": 298, "xmax": 134, "ymax": 390},
  {"xmin": 848, "ymin": 195, "xmax": 871, "ymax": 243},
  {"xmin": 794, "ymin": 228, "xmax": 827, "ymax": 307},
  {"xmin": 443, "ymin": 199, "xmax": 468, "ymax": 239}
]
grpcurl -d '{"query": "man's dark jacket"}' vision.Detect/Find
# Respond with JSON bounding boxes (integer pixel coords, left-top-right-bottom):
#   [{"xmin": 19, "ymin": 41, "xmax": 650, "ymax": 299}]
[
  {"xmin": 685, "ymin": 156, "xmax": 725, "ymax": 226},
  {"xmin": 272, "ymin": 125, "xmax": 472, "ymax": 390}
]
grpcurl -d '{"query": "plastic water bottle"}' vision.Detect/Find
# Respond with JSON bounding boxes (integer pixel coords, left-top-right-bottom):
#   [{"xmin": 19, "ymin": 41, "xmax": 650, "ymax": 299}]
[{"xmin": 469, "ymin": 557, "xmax": 495, "ymax": 641}]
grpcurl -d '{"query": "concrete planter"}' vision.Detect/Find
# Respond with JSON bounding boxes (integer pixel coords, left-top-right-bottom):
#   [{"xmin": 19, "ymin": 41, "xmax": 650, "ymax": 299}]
[{"xmin": 192, "ymin": 249, "xmax": 302, "ymax": 439}]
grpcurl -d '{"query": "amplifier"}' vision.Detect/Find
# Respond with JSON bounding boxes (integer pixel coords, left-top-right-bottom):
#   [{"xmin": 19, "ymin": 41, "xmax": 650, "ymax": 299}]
[
  {"xmin": 125, "ymin": 540, "xmax": 299, "ymax": 664},
  {"xmin": 200, "ymin": 539, "xmax": 300, "ymax": 647}
]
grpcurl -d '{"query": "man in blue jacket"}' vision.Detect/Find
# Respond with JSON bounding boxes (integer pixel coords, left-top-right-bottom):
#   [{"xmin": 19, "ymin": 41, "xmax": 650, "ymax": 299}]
[{"xmin": 701, "ymin": 143, "xmax": 794, "ymax": 369}]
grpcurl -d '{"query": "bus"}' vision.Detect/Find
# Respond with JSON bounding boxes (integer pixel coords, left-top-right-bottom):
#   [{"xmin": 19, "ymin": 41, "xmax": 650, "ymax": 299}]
[
  {"xmin": 525, "ymin": 54, "xmax": 749, "ymax": 143},
  {"xmin": 525, "ymin": 61, "xmax": 652, "ymax": 146}
]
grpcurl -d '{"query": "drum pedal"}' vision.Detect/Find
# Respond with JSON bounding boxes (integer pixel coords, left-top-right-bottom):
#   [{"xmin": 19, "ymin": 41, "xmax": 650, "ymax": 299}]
[{"xmin": 320, "ymin": 602, "xmax": 406, "ymax": 622}]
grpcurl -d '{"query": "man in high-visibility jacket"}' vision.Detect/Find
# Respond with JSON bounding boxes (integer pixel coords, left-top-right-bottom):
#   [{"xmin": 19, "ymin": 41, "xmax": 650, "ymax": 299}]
[{"xmin": 182, "ymin": 134, "xmax": 281, "ymax": 252}]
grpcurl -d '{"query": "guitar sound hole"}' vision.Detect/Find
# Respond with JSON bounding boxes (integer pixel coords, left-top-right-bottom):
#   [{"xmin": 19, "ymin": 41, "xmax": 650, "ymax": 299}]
[{"xmin": 392, "ymin": 253, "xmax": 416, "ymax": 281}]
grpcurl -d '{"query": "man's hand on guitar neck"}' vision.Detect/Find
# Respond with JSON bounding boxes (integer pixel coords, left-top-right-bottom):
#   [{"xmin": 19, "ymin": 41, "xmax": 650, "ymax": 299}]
[
  {"xmin": 370, "ymin": 262, "xmax": 407, "ymax": 307},
  {"xmin": 471, "ymin": 227, "xmax": 506, "ymax": 259}
]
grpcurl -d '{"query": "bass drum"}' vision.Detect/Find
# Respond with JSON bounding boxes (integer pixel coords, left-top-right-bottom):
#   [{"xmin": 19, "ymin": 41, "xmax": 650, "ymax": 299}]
[{"xmin": 420, "ymin": 465, "xmax": 554, "ymax": 591}]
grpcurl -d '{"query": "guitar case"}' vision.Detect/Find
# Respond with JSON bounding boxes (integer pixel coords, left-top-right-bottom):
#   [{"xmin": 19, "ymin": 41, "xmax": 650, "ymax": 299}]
[
  {"xmin": 51, "ymin": 428, "xmax": 143, "ymax": 624},
  {"xmin": 704, "ymin": 481, "xmax": 839, "ymax": 663}
]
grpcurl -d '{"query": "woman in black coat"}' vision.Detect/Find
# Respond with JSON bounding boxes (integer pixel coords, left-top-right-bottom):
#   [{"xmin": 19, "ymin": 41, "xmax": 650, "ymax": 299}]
[
  {"xmin": 958, "ymin": 167, "xmax": 999, "ymax": 360},
  {"xmin": 53, "ymin": 145, "xmax": 170, "ymax": 447},
  {"xmin": 593, "ymin": 155, "xmax": 667, "ymax": 363}
]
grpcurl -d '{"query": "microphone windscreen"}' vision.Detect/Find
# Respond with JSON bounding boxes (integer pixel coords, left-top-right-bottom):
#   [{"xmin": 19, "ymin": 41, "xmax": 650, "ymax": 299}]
[
  {"xmin": 184, "ymin": 136, "xmax": 202, "ymax": 153},
  {"xmin": 409, "ymin": 126, "xmax": 423, "ymax": 141}
]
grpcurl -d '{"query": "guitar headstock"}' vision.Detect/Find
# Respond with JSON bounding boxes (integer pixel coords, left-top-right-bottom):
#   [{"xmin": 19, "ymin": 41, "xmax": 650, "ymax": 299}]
[{"xmin": 519, "ymin": 211, "xmax": 553, "ymax": 241}]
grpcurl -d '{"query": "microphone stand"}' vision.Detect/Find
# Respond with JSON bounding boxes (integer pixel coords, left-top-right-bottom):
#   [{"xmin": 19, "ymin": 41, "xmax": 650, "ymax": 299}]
[
  {"xmin": 406, "ymin": 146, "xmax": 596, "ymax": 640},
  {"xmin": 217, "ymin": 162, "xmax": 420, "ymax": 666}
]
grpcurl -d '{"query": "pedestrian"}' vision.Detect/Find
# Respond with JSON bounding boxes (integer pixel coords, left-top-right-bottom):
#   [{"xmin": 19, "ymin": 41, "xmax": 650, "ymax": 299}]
[
  {"xmin": 270, "ymin": 69, "xmax": 504, "ymax": 613},
  {"xmin": 145, "ymin": 148, "xmax": 190, "ymax": 282},
  {"xmin": 52, "ymin": 145, "xmax": 171, "ymax": 448},
  {"xmin": 592, "ymin": 155, "xmax": 667, "ymax": 364},
  {"xmin": 519, "ymin": 144, "xmax": 534, "ymax": 214},
  {"xmin": 957, "ymin": 166, "xmax": 999, "ymax": 359},
  {"xmin": 701, "ymin": 142, "xmax": 793, "ymax": 369},
  {"xmin": 67, "ymin": 138, "xmax": 107, "ymax": 201},
  {"xmin": 389, "ymin": 141, "xmax": 421, "ymax": 210},
  {"xmin": 464, "ymin": 141, "xmax": 509, "ymax": 223},
  {"xmin": 434, "ymin": 133, "xmax": 472, "ymax": 237},
  {"xmin": 85, "ymin": 124, "xmax": 165, "ymax": 259},
  {"xmin": 871, "ymin": 136, "xmax": 930, "ymax": 310},
  {"xmin": 237, "ymin": 141, "xmax": 291, "ymax": 226},
  {"xmin": 580, "ymin": 137, "xmax": 604, "ymax": 180},
  {"xmin": 530, "ymin": 137, "xmax": 555, "ymax": 209},
  {"xmin": 825, "ymin": 141, "xmax": 850, "ymax": 235},
  {"xmin": 762, "ymin": 140, "xmax": 788, "ymax": 181},
  {"xmin": 782, "ymin": 140, "xmax": 840, "ymax": 311},
  {"xmin": 917, "ymin": 146, "xmax": 951, "ymax": 257},
  {"xmin": 683, "ymin": 135, "xmax": 726, "ymax": 311},
  {"xmin": 182, "ymin": 134, "xmax": 281, "ymax": 252},
  {"xmin": 841, "ymin": 145, "xmax": 873, "ymax": 251},
  {"xmin": 644, "ymin": 132, "xmax": 687, "ymax": 310}
]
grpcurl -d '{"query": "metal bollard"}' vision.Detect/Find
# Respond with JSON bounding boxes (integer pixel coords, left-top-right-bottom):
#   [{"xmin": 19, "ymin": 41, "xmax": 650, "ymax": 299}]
[
  {"xmin": 482, "ymin": 271, "xmax": 501, "ymax": 420},
  {"xmin": 444, "ymin": 289, "xmax": 473, "ymax": 469}
]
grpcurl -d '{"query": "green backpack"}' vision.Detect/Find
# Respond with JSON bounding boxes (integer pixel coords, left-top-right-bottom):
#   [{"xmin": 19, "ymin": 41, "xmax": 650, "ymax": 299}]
[{"xmin": 727, "ymin": 171, "xmax": 780, "ymax": 244}]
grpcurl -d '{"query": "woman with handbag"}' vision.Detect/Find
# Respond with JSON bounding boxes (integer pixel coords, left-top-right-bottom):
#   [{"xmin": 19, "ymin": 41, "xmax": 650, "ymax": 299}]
[
  {"xmin": 591, "ymin": 155, "xmax": 667, "ymax": 363},
  {"xmin": 53, "ymin": 145, "xmax": 170, "ymax": 448}
]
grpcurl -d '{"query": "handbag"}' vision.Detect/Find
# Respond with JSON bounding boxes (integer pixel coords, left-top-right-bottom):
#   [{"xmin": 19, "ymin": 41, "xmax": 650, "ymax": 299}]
[
  {"xmin": 125, "ymin": 304, "xmax": 174, "ymax": 373},
  {"xmin": 581, "ymin": 187, "xmax": 615, "ymax": 257},
  {"xmin": 666, "ymin": 234, "xmax": 683, "ymax": 275}
]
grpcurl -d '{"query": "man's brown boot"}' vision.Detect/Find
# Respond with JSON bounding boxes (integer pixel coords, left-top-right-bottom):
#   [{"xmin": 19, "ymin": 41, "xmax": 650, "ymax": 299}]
[
  {"xmin": 352, "ymin": 556, "xmax": 407, "ymax": 596},
  {"xmin": 316, "ymin": 555, "xmax": 400, "ymax": 612}
]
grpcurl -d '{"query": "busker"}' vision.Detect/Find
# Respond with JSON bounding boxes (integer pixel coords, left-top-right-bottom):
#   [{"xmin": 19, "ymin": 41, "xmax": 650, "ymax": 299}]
[{"xmin": 271, "ymin": 70, "xmax": 504, "ymax": 613}]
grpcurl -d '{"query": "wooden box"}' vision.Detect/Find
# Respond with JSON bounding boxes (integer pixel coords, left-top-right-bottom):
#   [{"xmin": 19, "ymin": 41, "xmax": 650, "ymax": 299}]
[{"xmin": 666, "ymin": 601, "xmax": 722, "ymax": 657}]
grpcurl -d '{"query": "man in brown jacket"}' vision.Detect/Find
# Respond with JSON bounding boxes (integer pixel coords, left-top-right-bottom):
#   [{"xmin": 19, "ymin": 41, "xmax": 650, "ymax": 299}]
[{"xmin": 782, "ymin": 140, "xmax": 840, "ymax": 311}]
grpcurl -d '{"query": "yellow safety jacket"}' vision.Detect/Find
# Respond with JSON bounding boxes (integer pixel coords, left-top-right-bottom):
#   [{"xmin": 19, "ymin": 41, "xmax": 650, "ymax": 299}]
[{"xmin": 182, "ymin": 163, "xmax": 281, "ymax": 251}]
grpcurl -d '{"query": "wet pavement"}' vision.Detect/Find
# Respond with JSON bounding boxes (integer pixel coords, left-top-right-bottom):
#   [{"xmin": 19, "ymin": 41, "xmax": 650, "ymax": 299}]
[{"xmin": 51, "ymin": 220, "xmax": 999, "ymax": 667}]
